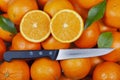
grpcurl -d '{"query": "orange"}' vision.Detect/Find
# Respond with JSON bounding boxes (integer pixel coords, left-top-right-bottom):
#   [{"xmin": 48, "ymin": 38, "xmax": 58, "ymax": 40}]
[
  {"xmin": 31, "ymin": 58, "xmax": 61, "ymax": 80},
  {"xmin": 104, "ymin": 0, "xmax": 120, "ymax": 28},
  {"xmin": 89, "ymin": 57, "xmax": 104, "ymax": 75},
  {"xmin": 0, "ymin": 0, "xmax": 10, "ymax": 12},
  {"xmin": 101, "ymin": 32, "xmax": 120, "ymax": 62},
  {"xmin": 74, "ymin": 0, "xmax": 103, "ymax": 9},
  {"xmin": 98, "ymin": 20, "xmax": 117, "ymax": 33},
  {"xmin": 0, "ymin": 38, "xmax": 6, "ymax": 61},
  {"xmin": 59, "ymin": 75, "xmax": 73, "ymax": 80},
  {"xmin": 0, "ymin": 60, "xmax": 30, "ymax": 80},
  {"xmin": 93, "ymin": 62, "xmax": 120, "ymax": 80},
  {"xmin": 90, "ymin": 57, "xmax": 104, "ymax": 68},
  {"xmin": 41, "ymin": 35, "xmax": 70, "ymax": 50},
  {"xmin": 74, "ymin": 22, "xmax": 100, "ymax": 48},
  {"xmin": 20, "ymin": 10, "xmax": 51, "ymax": 43},
  {"xmin": 38, "ymin": 0, "xmax": 49, "ymax": 8},
  {"xmin": 44, "ymin": 0, "xmax": 74, "ymax": 17},
  {"xmin": 0, "ymin": 27, "xmax": 15, "ymax": 42},
  {"xmin": 50, "ymin": 9, "xmax": 84, "ymax": 43},
  {"xmin": 69, "ymin": 0, "xmax": 88, "ymax": 20},
  {"xmin": 11, "ymin": 33, "xmax": 41, "ymax": 50},
  {"xmin": 8, "ymin": 0, "xmax": 38, "ymax": 25},
  {"xmin": 60, "ymin": 58, "xmax": 91, "ymax": 80}
]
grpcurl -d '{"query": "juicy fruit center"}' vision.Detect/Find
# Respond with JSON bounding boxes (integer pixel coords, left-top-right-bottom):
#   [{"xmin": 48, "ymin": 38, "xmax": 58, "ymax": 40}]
[{"xmin": 63, "ymin": 23, "xmax": 69, "ymax": 28}]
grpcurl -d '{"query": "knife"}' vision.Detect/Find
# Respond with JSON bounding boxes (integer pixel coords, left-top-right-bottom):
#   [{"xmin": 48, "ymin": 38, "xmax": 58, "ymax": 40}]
[{"xmin": 4, "ymin": 48, "xmax": 114, "ymax": 62}]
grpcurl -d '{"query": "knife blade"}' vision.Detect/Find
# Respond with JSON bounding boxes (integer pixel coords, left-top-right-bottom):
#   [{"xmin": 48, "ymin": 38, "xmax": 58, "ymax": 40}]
[{"xmin": 4, "ymin": 48, "xmax": 114, "ymax": 62}]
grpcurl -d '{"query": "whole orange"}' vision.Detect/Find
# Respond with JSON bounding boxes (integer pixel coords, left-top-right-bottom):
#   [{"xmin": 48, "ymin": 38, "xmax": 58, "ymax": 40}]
[
  {"xmin": 60, "ymin": 58, "xmax": 91, "ymax": 80},
  {"xmin": 104, "ymin": 0, "xmax": 120, "ymax": 28},
  {"xmin": 8, "ymin": 0, "xmax": 38, "ymax": 25},
  {"xmin": 74, "ymin": 22, "xmax": 100, "ymax": 48},
  {"xmin": 93, "ymin": 62, "xmax": 120, "ymax": 80},
  {"xmin": 44, "ymin": 0, "xmax": 74, "ymax": 17},
  {"xmin": 101, "ymin": 32, "xmax": 120, "ymax": 62},
  {"xmin": 41, "ymin": 36, "xmax": 70, "ymax": 50},
  {"xmin": 74, "ymin": 0, "xmax": 103, "ymax": 9},
  {"xmin": 11, "ymin": 33, "xmax": 41, "ymax": 50},
  {"xmin": 31, "ymin": 58, "xmax": 61, "ymax": 80},
  {"xmin": 0, "ymin": 60, "xmax": 30, "ymax": 80},
  {"xmin": 0, "ymin": 0, "xmax": 10, "ymax": 12},
  {"xmin": 0, "ymin": 38, "xmax": 6, "ymax": 61}
]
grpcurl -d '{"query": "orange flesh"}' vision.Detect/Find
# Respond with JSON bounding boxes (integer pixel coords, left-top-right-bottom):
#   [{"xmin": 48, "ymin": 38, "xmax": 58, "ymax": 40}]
[
  {"xmin": 21, "ymin": 11, "xmax": 50, "ymax": 41},
  {"xmin": 51, "ymin": 12, "xmax": 81, "ymax": 41}
]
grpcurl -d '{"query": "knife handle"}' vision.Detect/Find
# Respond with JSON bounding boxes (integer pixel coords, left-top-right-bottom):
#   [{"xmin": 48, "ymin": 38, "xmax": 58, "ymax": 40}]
[{"xmin": 4, "ymin": 50, "xmax": 59, "ymax": 62}]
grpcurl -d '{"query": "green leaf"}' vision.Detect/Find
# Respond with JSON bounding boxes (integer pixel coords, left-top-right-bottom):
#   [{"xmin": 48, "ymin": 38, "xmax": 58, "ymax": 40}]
[
  {"xmin": 0, "ymin": 15, "xmax": 17, "ymax": 34},
  {"xmin": 84, "ymin": 0, "xmax": 106, "ymax": 29},
  {"xmin": 97, "ymin": 32, "xmax": 113, "ymax": 48}
]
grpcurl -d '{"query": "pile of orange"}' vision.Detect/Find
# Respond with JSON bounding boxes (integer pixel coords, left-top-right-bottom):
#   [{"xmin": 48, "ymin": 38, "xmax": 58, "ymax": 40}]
[{"xmin": 0, "ymin": 0, "xmax": 120, "ymax": 80}]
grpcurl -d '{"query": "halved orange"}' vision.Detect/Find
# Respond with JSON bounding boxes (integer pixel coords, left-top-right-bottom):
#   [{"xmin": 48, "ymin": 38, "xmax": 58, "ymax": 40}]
[
  {"xmin": 50, "ymin": 9, "xmax": 84, "ymax": 43},
  {"xmin": 20, "ymin": 10, "xmax": 51, "ymax": 43}
]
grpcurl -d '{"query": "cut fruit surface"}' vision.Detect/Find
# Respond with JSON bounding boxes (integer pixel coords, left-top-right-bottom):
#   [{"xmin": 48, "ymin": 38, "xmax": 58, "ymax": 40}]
[
  {"xmin": 20, "ymin": 10, "xmax": 51, "ymax": 43},
  {"xmin": 50, "ymin": 9, "xmax": 84, "ymax": 43}
]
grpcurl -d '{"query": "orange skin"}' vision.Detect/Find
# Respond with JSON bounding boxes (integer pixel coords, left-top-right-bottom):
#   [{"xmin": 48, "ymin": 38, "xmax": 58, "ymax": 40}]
[
  {"xmin": 89, "ymin": 57, "xmax": 104, "ymax": 75},
  {"xmin": 59, "ymin": 75, "xmax": 73, "ymax": 80},
  {"xmin": 104, "ymin": 0, "xmax": 120, "ymax": 28},
  {"xmin": 41, "ymin": 35, "xmax": 70, "ymax": 50},
  {"xmin": 102, "ymin": 32, "xmax": 120, "ymax": 62},
  {"xmin": 31, "ymin": 58, "xmax": 61, "ymax": 80},
  {"xmin": 98, "ymin": 20, "xmax": 118, "ymax": 33},
  {"xmin": 44, "ymin": 0, "xmax": 74, "ymax": 17},
  {"xmin": 37, "ymin": 0, "xmax": 49, "ymax": 8},
  {"xmin": 0, "ymin": 38, "xmax": 6, "ymax": 61},
  {"xmin": 11, "ymin": 33, "xmax": 41, "ymax": 50},
  {"xmin": 8, "ymin": 0, "xmax": 38, "ymax": 25},
  {"xmin": 74, "ymin": 22, "xmax": 100, "ymax": 48},
  {"xmin": 93, "ymin": 62, "xmax": 120, "ymax": 80},
  {"xmin": 74, "ymin": 0, "xmax": 103, "ymax": 9},
  {"xmin": 60, "ymin": 58, "xmax": 91, "ymax": 80},
  {"xmin": 0, "ymin": 60, "xmax": 30, "ymax": 80},
  {"xmin": 0, "ymin": 0, "xmax": 10, "ymax": 12},
  {"xmin": 69, "ymin": 0, "xmax": 88, "ymax": 21},
  {"xmin": 0, "ymin": 27, "xmax": 15, "ymax": 42},
  {"xmin": 90, "ymin": 57, "xmax": 104, "ymax": 68}
]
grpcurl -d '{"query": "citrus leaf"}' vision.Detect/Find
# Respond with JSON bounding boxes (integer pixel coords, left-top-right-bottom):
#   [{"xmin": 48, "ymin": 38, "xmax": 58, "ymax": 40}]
[
  {"xmin": 84, "ymin": 0, "xmax": 106, "ymax": 29},
  {"xmin": 97, "ymin": 32, "xmax": 113, "ymax": 48},
  {"xmin": 0, "ymin": 15, "xmax": 17, "ymax": 34}
]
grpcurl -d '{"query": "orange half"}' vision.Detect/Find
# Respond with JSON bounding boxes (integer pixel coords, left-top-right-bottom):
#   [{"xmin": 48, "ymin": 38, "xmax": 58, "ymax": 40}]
[
  {"xmin": 50, "ymin": 9, "xmax": 84, "ymax": 43},
  {"xmin": 20, "ymin": 10, "xmax": 51, "ymax": 43}
]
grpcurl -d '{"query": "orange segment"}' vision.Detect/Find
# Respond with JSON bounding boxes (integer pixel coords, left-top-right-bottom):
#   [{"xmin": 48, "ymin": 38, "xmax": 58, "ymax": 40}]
[
  {"xmin": 20, "ymin": 10, "xmax": 51, "ymax": 43},
  {"xmin": 50, "ymin": 9, "xmax": 84, "ymax": 43}
]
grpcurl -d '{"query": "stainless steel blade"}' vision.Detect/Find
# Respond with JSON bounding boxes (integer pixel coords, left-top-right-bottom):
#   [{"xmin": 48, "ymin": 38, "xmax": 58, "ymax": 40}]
[{"xmin": 56, "ymin": 48, "xmax": 114, "ymax": 60}]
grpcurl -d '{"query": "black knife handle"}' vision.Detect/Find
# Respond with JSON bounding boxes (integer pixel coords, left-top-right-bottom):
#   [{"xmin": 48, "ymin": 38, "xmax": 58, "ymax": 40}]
[{"xmin": 4, "ymin": 50, "xmax": 59, "ymax": 62}]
